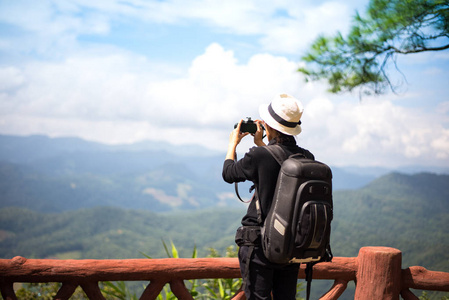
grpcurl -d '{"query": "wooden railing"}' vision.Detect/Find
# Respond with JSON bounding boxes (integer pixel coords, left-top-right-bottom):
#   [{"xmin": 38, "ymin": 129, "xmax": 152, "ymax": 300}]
[{"xmin": 1, "ymin": 247, "xmax": 448, "ymax": 300}]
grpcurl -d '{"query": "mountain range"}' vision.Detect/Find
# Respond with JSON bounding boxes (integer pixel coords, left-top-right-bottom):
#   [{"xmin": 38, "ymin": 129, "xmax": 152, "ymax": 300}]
[
  {"xmin": 0, "ymin": 134, "xmax": 448, "ymax": 299},
  {"xmin": 1, "ymin": 134, "xmax": 447, "ymax": 214},
  {"xmin": 1, "ymin": 172, "xmax": 448, "ymax": 299}
]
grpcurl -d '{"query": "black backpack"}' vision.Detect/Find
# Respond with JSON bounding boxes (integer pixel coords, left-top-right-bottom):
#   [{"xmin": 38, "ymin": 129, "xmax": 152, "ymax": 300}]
[{"xmin": 259, "ymin": 144, "xmax": 333, "ymax": 300}]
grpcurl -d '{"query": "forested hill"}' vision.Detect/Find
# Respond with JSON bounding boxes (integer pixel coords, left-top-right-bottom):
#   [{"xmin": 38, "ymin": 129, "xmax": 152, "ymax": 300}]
[
  {"xmin": 0, "ymin": 206, "xmax": 244, "ymax": 260},
  {"xmin": 1, "ymin": 168, "xmax": 448, "ymax": 300},
  {"xmin": 1, "ymin": 172, "xmax": 448, "ymax": 272},
  {"xmin": 350, "ymin": 172, "xmax": 449, "ymax": 220},
  {"xmin": 332, "ymin": 172, "xmax": 449, "ymax": 271}
]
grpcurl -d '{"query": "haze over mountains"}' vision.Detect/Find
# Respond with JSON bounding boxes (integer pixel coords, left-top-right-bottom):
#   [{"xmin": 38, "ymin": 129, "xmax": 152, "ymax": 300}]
[
  {"xmin": 1, "ymin": 134, "xmax": 448, "ymax": 299},
  {"xmin": 1, "ymin": 134, "xmax": 447, "ymax": 214}
]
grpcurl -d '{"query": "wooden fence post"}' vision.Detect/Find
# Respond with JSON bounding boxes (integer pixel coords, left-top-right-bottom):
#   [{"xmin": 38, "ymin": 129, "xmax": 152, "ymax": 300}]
[{"xmin": 354, "ymin": 247, "xmax": 402, "ymax": 300}]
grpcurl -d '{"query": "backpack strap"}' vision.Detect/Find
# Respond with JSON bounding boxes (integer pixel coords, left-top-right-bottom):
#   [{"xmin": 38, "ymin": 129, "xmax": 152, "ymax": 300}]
[
  {"xmin": 305, "ymin": 262, "xmax": 317, "ymax": 300},
  {"xmin": 264, "ymin": 144, "xmax": 309, "ymax": 163},
  {"xmin": 233, "ymin": 152, "xmax": 253, "ymax": 203},
  {"xmin": 235, "ymin": 145, "xmax": 289, "ymax": 209},
  {"xmin": 263, "ymin": 144, "xmax": 288, "ymax": 166},
  {"xmin": 234, "ymin": 145, "xmax": 308, "ymax": 203},
  {"xmin": 234, "ymin": 182, "xmax": 252, "ymax": 203},
  {"xmin": 252, "ymin": 145, "xmax": 290, "ymax": 226}
]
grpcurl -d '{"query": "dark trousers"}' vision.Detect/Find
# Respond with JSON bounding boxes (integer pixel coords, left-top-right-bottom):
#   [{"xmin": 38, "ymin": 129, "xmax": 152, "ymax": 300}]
[{"xmin": 238, "ymin": 245, "xmax": 300, "ymax": 300}]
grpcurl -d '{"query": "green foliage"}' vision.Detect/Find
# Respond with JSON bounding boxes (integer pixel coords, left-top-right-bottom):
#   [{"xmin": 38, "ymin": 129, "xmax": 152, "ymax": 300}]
[
  {"xmin": 15, "ymin": 283, "xmax": 87, "ymax": 299},
  {"xmin": 200, "ymin": 246, "xmax": 243, "ymax": 300},
  {"xmin": 14, "ymin": 282, "xmax": 143, "ymax": 300},
  {"xmin": 102, "ymin": 243, "xmax": 244, "ymax": 300},
  {"xmin": 2, "ymin": 172, "xmax": 449, "ymax": 299},
  {"xmin": 299, "ymin": 0, "xmax": 449, "ymax": 95},
  {"xmin": 15, "ymin": 283, "xmax": 58, "ymax": 300},
  {"xmin": 0, "ymin": 207, "xmax": 242, "ymax": 259},
  {"xmin": 101, "ymin": 281, "xmax": 139, "ymax": 300},
  {"xmin": 419, "ymin": 291, "xmax": 449, "ymax": 300}
]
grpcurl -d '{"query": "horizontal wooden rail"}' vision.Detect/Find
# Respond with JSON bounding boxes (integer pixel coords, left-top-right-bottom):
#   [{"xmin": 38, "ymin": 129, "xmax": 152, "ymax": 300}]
[
  {"xmin": 0, "ymin": 256, "xmax": 242, "ymax": 282},
  {"xmin": 0, "ymin": 256, "xmax": 358, "ymax": 282},
  {"xmin": 402, "ymin": 266, "xmax": 449, "ymax": 291},
  {"xmin": 0, "ymin": 247, "xmax": 448, "ymax": 300}
]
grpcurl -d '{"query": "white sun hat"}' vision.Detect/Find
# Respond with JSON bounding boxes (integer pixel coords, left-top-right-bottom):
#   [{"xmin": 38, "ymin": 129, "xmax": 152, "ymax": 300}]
[{"xmin": 259, "ymin": 93, "xmax": 304, "ymax": 136}]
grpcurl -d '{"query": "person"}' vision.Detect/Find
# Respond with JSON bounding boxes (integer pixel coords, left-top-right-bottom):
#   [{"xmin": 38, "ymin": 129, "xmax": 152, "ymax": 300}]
[{"xmin": 222, "ymin": 93, "xmax": 315, "ymax": 300}]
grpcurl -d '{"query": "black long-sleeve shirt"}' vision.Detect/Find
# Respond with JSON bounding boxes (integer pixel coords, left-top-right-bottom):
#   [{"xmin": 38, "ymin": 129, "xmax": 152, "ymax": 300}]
[{"xmin": 222, "ymin": 137, "xmax": 314, "ymax": 226}]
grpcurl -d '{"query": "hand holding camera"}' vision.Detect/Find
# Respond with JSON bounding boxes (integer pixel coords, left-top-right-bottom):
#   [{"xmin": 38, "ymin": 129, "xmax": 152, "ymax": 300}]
[
  {"xmin": 234, "ymin": 117, "xmax": 266, "ymax": 147},
  {"xmin": 227, "ymin": 118, "xmax": 266, "ymax": 160},
  {"xmin": 234, "ymin": 117, "xmax": 264, "ymax": 134}
]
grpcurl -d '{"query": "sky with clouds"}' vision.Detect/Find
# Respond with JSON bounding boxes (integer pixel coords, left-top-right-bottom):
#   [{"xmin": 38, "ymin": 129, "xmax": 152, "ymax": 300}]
[{"xmin": 0, "ymin": 0, "xmax": 448, "ymax": 168}]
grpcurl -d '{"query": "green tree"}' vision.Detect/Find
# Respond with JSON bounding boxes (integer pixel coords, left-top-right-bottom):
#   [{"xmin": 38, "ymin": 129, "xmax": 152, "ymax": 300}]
[{"xmin": 299, "ymin": 0, "xmax": 449, "ymax": 96}]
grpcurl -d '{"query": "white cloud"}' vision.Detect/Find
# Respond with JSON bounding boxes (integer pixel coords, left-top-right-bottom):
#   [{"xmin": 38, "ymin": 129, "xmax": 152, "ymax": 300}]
[
  {"xmin": 432, "ymin": 129, "xmax": 449, "ymax": 159},
  {"xmin": 436, "ymin": 102, "xmax": 449, "ymax": 115},
  {"xmin": 0, "ymin": 1, "xmax": 110, "ymax": 58},
  {"xmin": 0, "ymin": 0, "xmax": 357, "ymax": 56},
  {"xmin": 300, "ymin": 98, "xmax": 449, "ymax": 167},
  {"xmin": 260, "ymin": 1, "xmax": 353, "ymax": 54},
  {"xmin": 143, "ymin": 43, "xmax": 303, "ymax": 127},
  {"xmin": 0, "ymin": 67, "xmax": 25, "ymax": 91},
  {"xmin": 0, "ymin": 0, "xmax": 448, "ymax": 168},
  {"xmin": 0, "ymin": 43, "xmax": 302, "ymax": 144},
  {"xmin": 1, "ymin": 42, "xmax": 448, "ymax": 168}
]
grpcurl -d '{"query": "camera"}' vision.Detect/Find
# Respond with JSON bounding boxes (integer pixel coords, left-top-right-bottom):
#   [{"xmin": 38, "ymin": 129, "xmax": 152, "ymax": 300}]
[{"xmin": 234, "ymin": 117, "xmax": 263, "ymax": 134}]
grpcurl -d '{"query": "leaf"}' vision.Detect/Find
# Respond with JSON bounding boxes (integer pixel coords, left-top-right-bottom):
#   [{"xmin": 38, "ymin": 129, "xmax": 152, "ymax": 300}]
[
  {"xmin": 192, "ymin": 244, "xmax": 197, "ymax": 259},
  {"xmin": 170, "ymin": 240, "xmax": 179, "ymax": 258},
  {"xmin": 139, "ymin": 251, "xmax": 152, "ymax": 259},
  {"xmin": 218, "ymin": 279, "xmax": 225, "ymax": 298},
  {"xmin": 161, "ymin": 238, "xmax": 171, "ymax": 258}
]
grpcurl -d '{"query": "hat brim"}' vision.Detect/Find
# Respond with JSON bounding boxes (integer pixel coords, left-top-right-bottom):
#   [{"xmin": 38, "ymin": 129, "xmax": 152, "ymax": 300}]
[{"xmin": 259, "ymin": 103, "xmax": 302, "ymax": 136}]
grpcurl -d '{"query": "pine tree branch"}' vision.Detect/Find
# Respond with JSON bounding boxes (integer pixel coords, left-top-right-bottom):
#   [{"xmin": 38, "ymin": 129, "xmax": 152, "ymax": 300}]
[{"xmin": 386, "ymin": 43, "xmax": 449, "ymax": 54}]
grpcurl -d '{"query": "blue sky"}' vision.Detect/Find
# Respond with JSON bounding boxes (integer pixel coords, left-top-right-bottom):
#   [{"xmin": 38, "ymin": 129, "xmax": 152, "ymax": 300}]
[{"xmin": 0, "ymin": 0, "xmax": 448, "ymax": 168}]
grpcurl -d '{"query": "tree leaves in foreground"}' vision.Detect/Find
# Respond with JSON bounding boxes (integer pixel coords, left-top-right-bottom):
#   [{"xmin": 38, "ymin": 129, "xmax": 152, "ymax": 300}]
[{"xmin": 298, "ymin": 0, "xmax": 449, "ymax": 96}]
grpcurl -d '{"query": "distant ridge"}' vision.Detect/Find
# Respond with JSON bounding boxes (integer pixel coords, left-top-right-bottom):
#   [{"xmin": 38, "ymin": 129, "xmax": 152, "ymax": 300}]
[
  {"xmin": 0, "ymin": 134, "xmax": 448, "ymax": 215},
  {"xmin": 0, "ymin": 134, "xmax": 220, "ymax": 162}
]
